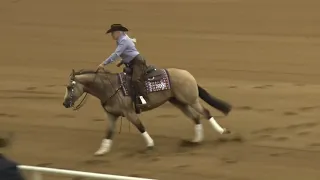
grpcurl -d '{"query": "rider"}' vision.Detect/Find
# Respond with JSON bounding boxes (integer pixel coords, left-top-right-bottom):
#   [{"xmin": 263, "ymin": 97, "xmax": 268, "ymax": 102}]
[{"xmin": 98, "ymin": 24, "xmax": 148, "ymax": 106}]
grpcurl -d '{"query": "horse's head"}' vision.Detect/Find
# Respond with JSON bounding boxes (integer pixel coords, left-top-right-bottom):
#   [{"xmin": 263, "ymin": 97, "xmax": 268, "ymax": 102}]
[{"xmin": 63, "ymin": 69, "xmax": 85, "ymax": 108}]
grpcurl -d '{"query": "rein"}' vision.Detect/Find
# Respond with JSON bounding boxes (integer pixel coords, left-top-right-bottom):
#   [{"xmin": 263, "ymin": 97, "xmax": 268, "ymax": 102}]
[
  {"xmin": 70, "ymin": 68, "xmax": 129, "ymax": 134},
  {"xmin": 72, "ymin": 93, "xmax": 88, "ymax": 111},
  {"xmin": 101, "ymin": 86, "xmax": 122, "ymax": 106},
  {"xmin": 72, "ymin": 68, "xmax": 122, "ymax": 110}
]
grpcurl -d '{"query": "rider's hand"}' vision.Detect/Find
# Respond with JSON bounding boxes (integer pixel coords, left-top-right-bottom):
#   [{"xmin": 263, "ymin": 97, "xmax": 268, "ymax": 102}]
[
  {"xmin": 116, "ymin": 62, "xmax": 122, "ymax": 67},
  {"xmin": 98, "ymin": 63, "xmax": 104, "ymax": 69}
]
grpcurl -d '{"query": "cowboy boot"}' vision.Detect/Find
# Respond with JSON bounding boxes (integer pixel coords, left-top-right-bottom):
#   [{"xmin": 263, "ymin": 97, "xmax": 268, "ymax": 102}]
[
  {"xmin": 130, "ymin": 83, "xmax": 140, "ymax": 114},
  {"xmin": 132, "ymin": 81, "xmax": 147, "ymax": 106},
  {"xmin": 132, "ymin": 82, "xmax": 145, "ymax": 114},
  {"xmin": 136, "ymin": 80, "xmax": 148, "ymax": 104}
]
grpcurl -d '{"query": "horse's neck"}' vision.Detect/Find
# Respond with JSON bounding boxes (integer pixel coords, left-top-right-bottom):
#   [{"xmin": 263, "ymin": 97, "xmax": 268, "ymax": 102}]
[
  {"xmin": 75, "ymin": 74, "xmax": 93, "ymax": 86},
  {"xmin": 76, "ymin": 73, "xmax": 119, "ymax": 100}
]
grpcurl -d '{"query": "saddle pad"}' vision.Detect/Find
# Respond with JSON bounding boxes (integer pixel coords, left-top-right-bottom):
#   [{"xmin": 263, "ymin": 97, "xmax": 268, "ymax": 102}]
[{"xmin": 118, "ymin": 69, "xmax": 171, "ymax": 96}]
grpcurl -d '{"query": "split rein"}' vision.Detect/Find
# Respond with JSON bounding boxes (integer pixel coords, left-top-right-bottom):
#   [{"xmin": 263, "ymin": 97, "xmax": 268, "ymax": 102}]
[
  {"xmin": 72, "ymin": 68, "xmax": 122, "ymax": 111},
  {"xmin": 71, "ymin": 68, "xmax": 129, "ymax": 133},
  {"xmin": 72, "ymin": 92, "xmax": 88, "ymax": 111}
]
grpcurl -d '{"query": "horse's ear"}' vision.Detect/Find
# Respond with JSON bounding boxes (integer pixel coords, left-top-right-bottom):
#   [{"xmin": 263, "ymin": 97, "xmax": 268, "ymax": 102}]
[{"xmin": 72, "ymin": 69, "xmax": 75, "ymax": 78}]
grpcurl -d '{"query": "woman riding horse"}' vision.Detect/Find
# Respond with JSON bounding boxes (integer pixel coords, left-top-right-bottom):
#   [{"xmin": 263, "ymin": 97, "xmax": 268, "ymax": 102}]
[
  {"xmin": 62, "ymin": 24, "xmax": 232, "ymax": 156},
  {"xmin": 98, "ymin": 24, "xmax": 148, "ymax": 107}
]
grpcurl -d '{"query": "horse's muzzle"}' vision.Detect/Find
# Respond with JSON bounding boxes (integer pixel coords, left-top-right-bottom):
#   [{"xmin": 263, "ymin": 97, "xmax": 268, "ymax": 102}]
[{"xmin": 62, "ymin": 101, "xmax": 71, "ymax": 108}]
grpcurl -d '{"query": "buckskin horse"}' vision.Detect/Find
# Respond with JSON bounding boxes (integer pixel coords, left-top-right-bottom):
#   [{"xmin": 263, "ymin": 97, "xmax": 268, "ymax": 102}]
[{"xmin": 63, "ymin": 65, "xmax": 232, "ymax": 156}]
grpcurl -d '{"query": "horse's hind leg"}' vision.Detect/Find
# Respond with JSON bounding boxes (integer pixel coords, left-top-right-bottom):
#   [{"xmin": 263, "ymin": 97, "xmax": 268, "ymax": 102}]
[
  {"xmin": 169, "ymin": 98, "xmax": 203, "ymax": 143},
  {"xmin": 190, "ymin": 99, "xmax": 229, "ymax": 135}
]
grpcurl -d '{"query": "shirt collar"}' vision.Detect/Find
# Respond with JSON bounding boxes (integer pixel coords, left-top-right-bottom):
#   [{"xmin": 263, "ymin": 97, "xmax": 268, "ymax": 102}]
[{"xmin": 117, "ymin": 34, "xmax": 126, "ymax": 43}]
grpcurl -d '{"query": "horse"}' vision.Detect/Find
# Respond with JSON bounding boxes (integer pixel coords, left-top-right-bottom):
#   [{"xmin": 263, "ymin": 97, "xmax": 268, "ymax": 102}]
[{"xmin": 62, "ymin": 66, "xmax": 232, "ymax": 156}]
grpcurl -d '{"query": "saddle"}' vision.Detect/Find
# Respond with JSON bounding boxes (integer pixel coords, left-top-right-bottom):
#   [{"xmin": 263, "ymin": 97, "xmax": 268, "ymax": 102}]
[
  {"xmin": 119, "ymin": 65, "xmax": 171, "ymax": 114},
  {"xmin": 123, "ymin": 65, "xmax": 165, "ymax": 81},
  {"xmin": 118, "ymin": 65, "xmax": 171, "ymax": 97}
]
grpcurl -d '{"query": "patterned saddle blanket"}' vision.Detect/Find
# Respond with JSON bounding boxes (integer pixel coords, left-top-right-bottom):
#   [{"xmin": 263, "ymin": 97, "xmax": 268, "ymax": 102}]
[{"xmin": 118, "ymin": 66, "xmax": 171, "ymax": 96}]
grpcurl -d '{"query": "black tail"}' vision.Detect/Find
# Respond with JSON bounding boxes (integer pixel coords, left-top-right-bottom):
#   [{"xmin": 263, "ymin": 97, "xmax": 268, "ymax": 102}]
[{"xmin": 198, "ymin": 85, "xmax": 232, "ymax": 115}]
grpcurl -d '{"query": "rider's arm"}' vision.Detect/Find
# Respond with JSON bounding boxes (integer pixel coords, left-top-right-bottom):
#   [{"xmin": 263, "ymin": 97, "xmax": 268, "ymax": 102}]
[{"xmin": 103, "ymin": 39, "xmax": 128, "ymax": 65}]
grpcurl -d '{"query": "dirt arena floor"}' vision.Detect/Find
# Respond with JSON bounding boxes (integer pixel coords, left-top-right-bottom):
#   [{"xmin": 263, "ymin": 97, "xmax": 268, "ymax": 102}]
[{"xmin": 1, "ymin": 0, "xmax": 320, "ymax": 179}]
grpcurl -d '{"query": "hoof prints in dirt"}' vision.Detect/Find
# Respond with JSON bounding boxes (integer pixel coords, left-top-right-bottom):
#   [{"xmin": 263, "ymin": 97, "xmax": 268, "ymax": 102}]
[
  {"xmin": 92, "ymin": 118, "xmax": 104, "ymax": 122},
  {"xmin": 273, "ymin": 136, "xmax": 289, "ymax": 141},
  {"xmin": 235, "ymin": 106, "xmax": 253, "ymax": 111},
  {"xmin": 283, "ymin": 111, "xmax": 298, "ymax": 116},
  {"xmin": 308, "ymin": 142, "xmax": 320, "ymax": 147},
  {"xmin": 179, "ymin": 134, "xmax": 244, "ymax": 148},
  {"xmin": 0, "ymin": 89, "xmax": 60, "ymax": 100},
  {"xmin": 252, "ymin": 84, "xmax": 273, "ymax": 89},
  {"xmin": 256, "ymin": 108, "xmax": 274, "ymax": 112},
  {"xmin": 257, "ymin": 134, "xmax": 272, "ymax": 140},
  {"xmin": 296, "ymin": 131, "xmax": 311, "ymax": 136},
  {"xmin": 0, "ymin": 113, "xmax": 18, "ymax": 118},
  {"xmin": 252, "ymin": 122, "xmax": 318, "ymax": 135},
  {"xmin": 234, "ymin": 106, "xmax": 275, "ymax": 113},
  {"xmin": 45, "ymin": 84, "xmax": 57, "ymax": 87},
  {"xmin": 252, "ymin": 122, "xmax": 318, "ymax": 145},
  {"xmin": 280, "ymin": 105, "xmax": 320, "ymax": 116},
  {"xmin": 0, "ymin": 90, "xmax": 56, "ymax": 95},
  {"xmin": 156, "ymin": 114, "xmax": 179, "ymax": 118},
  {"xmin": 269, "ymin": 151, "xmax": 290, "ymax": 157},
  {"xmin": 220, "ymin": 157, "xmax": 238, "ymax": 164},
  {"xmin": 0, "ymin": 96, "xmax": 60, "ymax": 100},
  {"xmin": 179, "ymin": 140, "xmax": 201, "ymax": 147},
  {"xmin": 55, "ymin": 114, "xmax": 75, "ymax": 118},
  {"xmin": 25, "ymin": 86, "xmax": 37, "ymax": 90},
  {"xmin": 235, "ymin": 106, "xmax": 301, "ymax": 117},
  {"xmin": 298, "ymin": 106, "xmax": 320, "ymax": 112},
  {"xmin": 251, "ymin": 127, "xmax": 278, "ymax": 134},
  {"xmin": 120, "ymin": 148, "xmax": 160, "ymax": 160},
  {"xmin": 286, "ymin": 122, "xmax": 317, "ymax": 130},
  {"xmin": 216, "ymin": 134, "xmax": 244, "ymax": 143}
]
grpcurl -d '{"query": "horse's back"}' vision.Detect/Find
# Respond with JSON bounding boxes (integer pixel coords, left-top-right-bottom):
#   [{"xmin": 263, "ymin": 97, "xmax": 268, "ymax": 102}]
[
  {"xmin": 166, "ymin": 68, "xmax": 197, "ymax": 83},
  {"xmin": 166, "ymin": 68, "xmax": 199, "ymax": 104}
]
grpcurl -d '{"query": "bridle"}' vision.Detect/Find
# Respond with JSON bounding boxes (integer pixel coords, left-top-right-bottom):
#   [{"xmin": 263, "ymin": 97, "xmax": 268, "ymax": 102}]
[
  {"xmin": 68, "ymin": 69, "xmax": 122, "ymax": 111},
  {"xmin": 71, "ymin": 85, "xmax": 88, "ymax": 111},
  {"xmin": 65, "ymin": 80, "xmax": 88, "ymax": 111}
]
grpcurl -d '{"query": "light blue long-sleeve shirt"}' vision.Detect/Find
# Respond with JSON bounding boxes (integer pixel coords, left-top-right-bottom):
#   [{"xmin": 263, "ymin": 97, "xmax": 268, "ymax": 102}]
[{"xmin": 103, "ymin": 34, "xmax": 139, "ymax": 65}]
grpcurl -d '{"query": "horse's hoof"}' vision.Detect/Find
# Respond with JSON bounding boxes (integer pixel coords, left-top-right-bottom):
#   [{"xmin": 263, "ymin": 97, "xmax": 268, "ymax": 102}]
[
  {"xmin": 223, "ymin": 128, "xmax": 231, "ymax": 134},
  {"xmin": 94, "ymin": 153, "xmax": 105, "ymax": 156},
  {"xmin": 146, "ymin": 146, "xmax": 154, "ymax": 150},
  {"xmin": 179, "ymin": 139, "xmax": 201, "ymax": 147},
  {"xmin": 94, "ymin": 150, "xmax": 108, "ymax": 156}
]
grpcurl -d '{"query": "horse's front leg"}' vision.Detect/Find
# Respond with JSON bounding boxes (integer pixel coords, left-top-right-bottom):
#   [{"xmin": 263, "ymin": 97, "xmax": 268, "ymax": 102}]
[
  {"xmin": 125, "ymin": 111, "xmax": 154, "ymax": 149},
  {"xmin": 94, "ymin": 111, "xmax": 119, "ymax": 156}
]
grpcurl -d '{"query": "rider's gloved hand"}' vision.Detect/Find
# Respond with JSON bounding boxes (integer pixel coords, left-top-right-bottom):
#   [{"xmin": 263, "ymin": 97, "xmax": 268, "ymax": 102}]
[
  {"xmin": 98, "ymin": 63, "xmax": 104, "ymax": 69},
  {"xmin": 116, "ymin": 61, "xmax": 123, "ymax": 67}
]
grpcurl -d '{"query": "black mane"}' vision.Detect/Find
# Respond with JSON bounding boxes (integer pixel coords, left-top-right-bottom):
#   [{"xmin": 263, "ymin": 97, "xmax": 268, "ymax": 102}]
[{"xmin": 74, "ymin": 69, "xmax": 113, "ymax": 75}]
